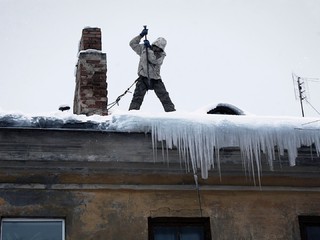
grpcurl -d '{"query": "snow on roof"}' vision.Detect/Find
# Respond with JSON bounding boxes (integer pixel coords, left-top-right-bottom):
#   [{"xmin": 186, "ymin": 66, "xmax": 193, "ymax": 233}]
[{"xmin": 0, "ymin": 110, "xmax": 320, "ymax": 180}]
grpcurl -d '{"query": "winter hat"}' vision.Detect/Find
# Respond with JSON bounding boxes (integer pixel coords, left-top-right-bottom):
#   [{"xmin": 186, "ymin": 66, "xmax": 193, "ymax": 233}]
[{"xmin": 152, "ymin": 37, "xmax": 167, "ymax": 51}]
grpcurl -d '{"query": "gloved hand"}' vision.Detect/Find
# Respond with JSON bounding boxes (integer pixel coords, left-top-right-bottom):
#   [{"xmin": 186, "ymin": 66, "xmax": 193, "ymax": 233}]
[
  {"xmin": 144, "ymin": 40, "xmax": 151, "ymax": 48},
  {"xmin": 140, "ymin": 28, "xmax": 148, "ymax": 37}
]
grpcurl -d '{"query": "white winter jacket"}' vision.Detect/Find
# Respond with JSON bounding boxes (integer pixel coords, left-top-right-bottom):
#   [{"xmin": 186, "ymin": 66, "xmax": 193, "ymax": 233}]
[{"xmin": 129, "ymin": 35, "xmax": 166, "ymax": 80}]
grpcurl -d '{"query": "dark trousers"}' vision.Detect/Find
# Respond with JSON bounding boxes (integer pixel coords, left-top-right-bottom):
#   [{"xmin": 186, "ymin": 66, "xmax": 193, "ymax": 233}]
[{"xmin": 129, "ymin": 76, "xmax": 176, "ymax": 112}]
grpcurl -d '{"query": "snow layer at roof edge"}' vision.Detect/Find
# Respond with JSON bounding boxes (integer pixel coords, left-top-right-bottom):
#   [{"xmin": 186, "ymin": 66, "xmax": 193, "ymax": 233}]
[{"xmin": 1, "ymin": 110, "xmax": 320, "ymax": 179}]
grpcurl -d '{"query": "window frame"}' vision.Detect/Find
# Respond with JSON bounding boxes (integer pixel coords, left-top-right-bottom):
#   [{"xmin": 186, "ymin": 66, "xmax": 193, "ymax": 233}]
[
  {"xmin": 299, "ymin": 215, "xmax": 320, "ymax": 240},
  {"xmin": 148, "ymin": 217, "xmax": 211, "ymax": 240},
  {"xmin": 0, "ymin": 217, "xmax": 65, "ymax": 240}
]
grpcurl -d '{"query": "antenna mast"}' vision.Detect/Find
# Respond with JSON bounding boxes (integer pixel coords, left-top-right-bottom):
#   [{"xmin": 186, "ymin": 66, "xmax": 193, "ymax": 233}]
[
  {"xmin": 293, "ymin": 72, "xmax": 320, "ymax": 117},
  {"xmin": 297, "ymin": 76, "xmax": 305, "ymax": 117}
]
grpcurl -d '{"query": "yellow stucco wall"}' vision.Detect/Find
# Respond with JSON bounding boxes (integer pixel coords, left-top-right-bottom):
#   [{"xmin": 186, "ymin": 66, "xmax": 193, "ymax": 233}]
[{"xmin": 1, "ymin": 188, "xmax": 319, "ymax": 239}]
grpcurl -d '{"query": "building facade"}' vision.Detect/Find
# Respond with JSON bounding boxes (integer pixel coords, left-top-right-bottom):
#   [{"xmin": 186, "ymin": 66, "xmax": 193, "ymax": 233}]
[{"xmin": 0, "ymin": 124, "xmax": 319, "ymax": 239}]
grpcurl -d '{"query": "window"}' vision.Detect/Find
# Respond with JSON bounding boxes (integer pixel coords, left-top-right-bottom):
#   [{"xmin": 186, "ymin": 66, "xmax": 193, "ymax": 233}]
[
  {"xmin": 1, "ymin": 218, "xmax": 65, "ymax": 240},
  {"xmin": 299, "ymin": 216, "xmax": 320, "ymax": 240},
  {"xmin": 148, "ymin": 217, "xmax": 211, "ymax": 240}
]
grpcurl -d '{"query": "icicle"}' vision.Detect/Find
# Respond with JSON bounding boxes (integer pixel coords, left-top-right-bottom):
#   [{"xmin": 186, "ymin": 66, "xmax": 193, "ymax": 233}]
[{"xmin": 149, "ymin": 114, "xmax": 320, "ymax": 181}]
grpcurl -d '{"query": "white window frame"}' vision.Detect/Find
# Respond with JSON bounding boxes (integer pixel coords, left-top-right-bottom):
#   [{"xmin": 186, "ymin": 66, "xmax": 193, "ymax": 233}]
[{"xmin": 0, "ymin": 218, "xmax": 65, "ymax": 240}]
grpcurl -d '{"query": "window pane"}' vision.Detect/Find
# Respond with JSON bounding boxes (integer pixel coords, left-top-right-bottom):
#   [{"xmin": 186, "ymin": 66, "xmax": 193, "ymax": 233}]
[
  {"xmin": 154, "ymin": 227, "xmax": 178, "ymax": 240},
  {"xmin": 306, "ymin": 226, "xmax": 320, "ymax": 240},
  {"xmin": 149, "ymin": 217, "xmax": 211, "ymax": 240},
  {"xmin": 2, "ymin": 220, "xmax": 63, "ymax": 240},
  {"xmin": 180, "ymin": 226, "xmax": 204, "ymax": 240}
]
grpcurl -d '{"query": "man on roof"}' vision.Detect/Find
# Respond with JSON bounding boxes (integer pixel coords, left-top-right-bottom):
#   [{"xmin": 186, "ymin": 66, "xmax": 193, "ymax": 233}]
[{"xmin": 128, "ymin": 27, "xmax": 176, "ymax": 112}]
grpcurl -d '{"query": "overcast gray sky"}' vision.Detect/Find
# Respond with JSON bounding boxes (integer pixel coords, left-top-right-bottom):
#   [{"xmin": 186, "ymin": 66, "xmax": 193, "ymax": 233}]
[{"xmin": 1, "ymin": 0, "xmax": 320, "ymax": 117}]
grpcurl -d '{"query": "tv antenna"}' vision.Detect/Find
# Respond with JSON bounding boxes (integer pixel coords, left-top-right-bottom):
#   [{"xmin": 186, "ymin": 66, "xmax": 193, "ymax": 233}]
[{"xmin": 292, "ymin": 72, "xmax": 320, "ymax": 117}]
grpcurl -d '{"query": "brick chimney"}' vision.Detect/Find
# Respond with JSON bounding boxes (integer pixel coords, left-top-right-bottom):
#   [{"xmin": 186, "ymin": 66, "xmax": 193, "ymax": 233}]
[{"xmin": 73, "ymin": 27, "xmax": 108, "ymax": 116}]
